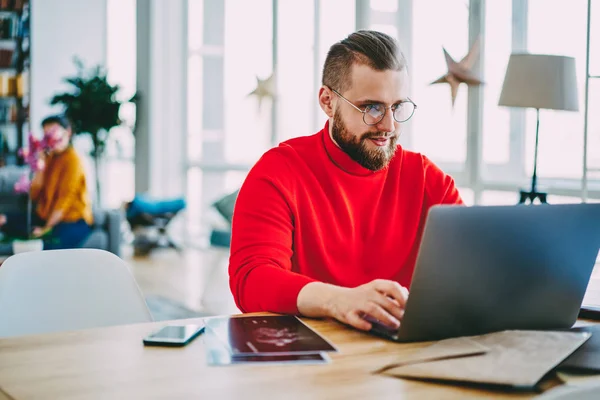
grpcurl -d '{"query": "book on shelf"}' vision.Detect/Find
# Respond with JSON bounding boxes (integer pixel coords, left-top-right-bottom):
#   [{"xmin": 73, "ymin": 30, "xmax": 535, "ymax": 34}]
[{"xmin": 0, "ymin": 0, "xmax": 25, "ymax": 12}]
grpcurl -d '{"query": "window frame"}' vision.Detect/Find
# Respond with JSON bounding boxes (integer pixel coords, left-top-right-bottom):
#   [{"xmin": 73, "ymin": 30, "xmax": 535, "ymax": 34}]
[{"xmin": 184, "ymin": 0, "xmax": 600, "ymax": 208}]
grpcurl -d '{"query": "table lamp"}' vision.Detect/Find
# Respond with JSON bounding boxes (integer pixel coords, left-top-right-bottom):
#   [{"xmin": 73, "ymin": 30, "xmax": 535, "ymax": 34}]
[{"xmin": 498, "ymin": 53, "xmax": 579, "ymax": 204}]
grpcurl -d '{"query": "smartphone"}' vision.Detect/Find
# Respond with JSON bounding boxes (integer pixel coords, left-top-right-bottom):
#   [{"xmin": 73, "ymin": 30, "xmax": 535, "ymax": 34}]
[{"xmin": 143, "ymin": 323, "xmax": 205, "ymax": 347}]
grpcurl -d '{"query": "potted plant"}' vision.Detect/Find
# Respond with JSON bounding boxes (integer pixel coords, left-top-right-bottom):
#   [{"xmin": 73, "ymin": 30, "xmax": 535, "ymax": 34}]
[{"xmin": 49, "ymin": 58, "xmax": 136, "ymax": 205}]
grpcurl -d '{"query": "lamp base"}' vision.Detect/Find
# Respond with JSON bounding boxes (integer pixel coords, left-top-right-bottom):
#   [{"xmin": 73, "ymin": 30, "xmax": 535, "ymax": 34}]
[{"xmin": 518, "ymin": 190, "xmax": 547, "ymax": 204}]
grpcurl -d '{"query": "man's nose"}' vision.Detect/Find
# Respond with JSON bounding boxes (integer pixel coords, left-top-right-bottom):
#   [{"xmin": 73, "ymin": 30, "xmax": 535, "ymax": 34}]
[{"xmin": 376, "ymin": 108, "xmax": 396, "ymax": 133}]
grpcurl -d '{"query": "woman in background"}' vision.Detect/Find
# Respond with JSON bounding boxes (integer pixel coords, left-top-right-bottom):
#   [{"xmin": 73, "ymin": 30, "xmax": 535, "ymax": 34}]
[{"xmin": 0, "ymin": 115, "xmax": 93, "ymax": 249}]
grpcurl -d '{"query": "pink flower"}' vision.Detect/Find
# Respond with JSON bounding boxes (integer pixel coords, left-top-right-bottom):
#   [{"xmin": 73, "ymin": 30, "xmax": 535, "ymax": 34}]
[
  {"xmin": 13, "ymin": 129, "xmax": 61, "ymax": 196},
  {"xmin": 17, "ymin": 132, "xmax": 53, "ymax": 174},
  {"xmin": 14, "ymin": 174, "xmax": 31, "ymax": 194},
  {"xmin": 28, "ymin": 134, "xmax": 43, "ymax": 153}
]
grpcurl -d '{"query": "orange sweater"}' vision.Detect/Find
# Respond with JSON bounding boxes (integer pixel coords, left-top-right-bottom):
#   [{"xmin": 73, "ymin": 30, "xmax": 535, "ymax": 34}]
[
  {"xmin": 30, "ymin": 146, "xmax": 93, "ymax": 225},
  {"xmin": 229, "ymin": 121, "xmax": 463, "ymax": 314}
]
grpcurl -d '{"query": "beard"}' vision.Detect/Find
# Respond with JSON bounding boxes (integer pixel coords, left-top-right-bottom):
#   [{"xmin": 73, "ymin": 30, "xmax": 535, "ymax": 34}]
[{"xmin": 331, "ymin": 109, "xmax": 398, "ymax": 171}]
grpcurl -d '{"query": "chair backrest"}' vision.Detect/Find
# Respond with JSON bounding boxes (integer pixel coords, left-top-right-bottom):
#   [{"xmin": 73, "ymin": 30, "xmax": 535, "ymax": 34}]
[{"xmin": 0, "ymin": 249, "xmax": 153, "ymax": 338}]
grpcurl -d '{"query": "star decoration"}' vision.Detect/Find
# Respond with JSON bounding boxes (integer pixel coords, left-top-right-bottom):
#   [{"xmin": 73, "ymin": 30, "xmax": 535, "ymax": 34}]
[
  {"xmin": 248, "ymin": 73, "xmax": 276, "ymax": 111},
  {"xmin": 430, "ymin": 38, "xmax": 483, "ymax": 106}
]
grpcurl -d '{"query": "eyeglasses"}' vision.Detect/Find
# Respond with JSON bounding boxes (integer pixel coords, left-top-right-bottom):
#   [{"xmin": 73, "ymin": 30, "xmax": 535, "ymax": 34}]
[{"xmin": 331, "ymin": 89, "xmax": 417, "ymax": 126}]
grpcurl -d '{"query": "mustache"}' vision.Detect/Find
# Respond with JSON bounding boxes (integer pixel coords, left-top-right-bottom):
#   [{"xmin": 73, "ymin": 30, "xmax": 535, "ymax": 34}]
[{"xmin": 361, "ymin": 132, "xmax": 396, "ymax": 140}]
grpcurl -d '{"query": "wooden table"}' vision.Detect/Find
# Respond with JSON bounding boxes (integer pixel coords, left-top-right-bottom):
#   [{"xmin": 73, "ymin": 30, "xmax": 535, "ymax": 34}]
[{"xmin": 0, "ymin": 314, "xmax": 589, "ymax": 399}]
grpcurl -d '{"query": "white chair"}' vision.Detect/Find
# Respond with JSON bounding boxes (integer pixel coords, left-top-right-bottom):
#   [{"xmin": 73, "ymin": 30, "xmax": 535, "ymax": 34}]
[{"xmin": 0, "ymin": 248, "xmax": 153, "ymax": 338}]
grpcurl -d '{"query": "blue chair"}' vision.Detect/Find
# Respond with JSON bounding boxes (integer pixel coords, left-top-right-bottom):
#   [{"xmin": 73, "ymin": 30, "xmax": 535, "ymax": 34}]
[{"xmin": 125, "ymin": 194, "xmax": 186, "ymax": 256}]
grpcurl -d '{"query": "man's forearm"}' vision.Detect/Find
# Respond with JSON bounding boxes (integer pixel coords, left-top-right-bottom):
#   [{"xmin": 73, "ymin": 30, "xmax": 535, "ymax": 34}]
[{"xmin": 297, "ymin": 281, "xmax": 345, "ymax": 318}]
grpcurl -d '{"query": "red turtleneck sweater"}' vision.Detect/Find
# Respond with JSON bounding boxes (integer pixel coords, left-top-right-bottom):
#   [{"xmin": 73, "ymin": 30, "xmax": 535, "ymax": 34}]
[{"xmin": 229, "ymin": 121, "xmax": 463, "ymax": 314}]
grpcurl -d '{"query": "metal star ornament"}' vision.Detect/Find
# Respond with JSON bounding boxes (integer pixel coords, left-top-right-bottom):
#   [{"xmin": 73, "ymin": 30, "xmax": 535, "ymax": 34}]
[
  {"xmin": 248, "ymin": 73, "xmax": 276, "ymax": 112},
  {"xmin": 430, "ymin": 38, "xmax": 483, "ymax": 106}
]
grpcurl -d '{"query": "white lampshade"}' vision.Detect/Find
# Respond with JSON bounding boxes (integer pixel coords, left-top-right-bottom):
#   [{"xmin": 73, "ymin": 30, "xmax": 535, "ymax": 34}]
[{"xmin": 498, "ymin": 53, "xmax": 579, "ymax": 112}]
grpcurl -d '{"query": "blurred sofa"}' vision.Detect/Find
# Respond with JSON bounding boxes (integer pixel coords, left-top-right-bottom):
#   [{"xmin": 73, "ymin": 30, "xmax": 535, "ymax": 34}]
[
  {"xmin": 0, "ymin": 166, "xmax": 122, "ymax": 257},
  {"xmin": 209, "ymin": 189, "xmax": 238, "ymax": 248}
]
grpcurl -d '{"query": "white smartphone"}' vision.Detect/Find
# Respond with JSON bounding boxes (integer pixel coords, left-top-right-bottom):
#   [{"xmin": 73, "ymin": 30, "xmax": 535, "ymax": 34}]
[{"xmin": 143, "ymin": 323, "xmax": 205, "ymax": 347}]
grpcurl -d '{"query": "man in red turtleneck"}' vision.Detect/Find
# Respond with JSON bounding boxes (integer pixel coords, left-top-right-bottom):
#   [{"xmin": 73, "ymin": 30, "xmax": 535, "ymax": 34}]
[{"xmin": 229, "ymin": 30, "xmax": 463, "ymax": 332}]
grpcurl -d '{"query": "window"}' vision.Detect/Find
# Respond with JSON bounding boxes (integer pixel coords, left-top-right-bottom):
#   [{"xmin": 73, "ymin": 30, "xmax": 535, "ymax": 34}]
[
  {"xmin": 591, "ymin": 2, "xmax": 600, "ymax": 77},
  {"xmin": 480, "ymin": 191, "xmax": 518, "ymax": 205},
  {"xmin": 457, "ymin": 187, "xmax": 474, "ymax": 206},
  {"xmin": 186, "ymin": 167, "xmax": 203, "ymax": 236},
  {"xmin": 317, "ymin": 1, "xmax": 356, "ymax": 130},
  {"xmin": 370, "ymin": 24, "xmax": 398, "ymax": 38},
  {"xmin": 277, "ymin": 1, "xmax": 315, "ymax": 142},
  {"xmin": 223, "ymin": 0, "xmax": 273, "ymax": 165},
  {"xmin": 525, "ymin": 0, "xmax": 588, "ymax": 180},
  {"xmin": 546, "ymin": 194, "xmax": 583, "ymax": 204},
  {"xmin": 481, "ymin": 0, "xmax": 511, "ymax": 166},
  {"xmin": 587, "ymin": 79, "xmax": 600, "ymax": 171},
  {"xmin": 585, "ymin": 4, "xmax": 600, "ymax": 171},
  {"xmin": 409, "ymin": 0, "xmax": 469, "ymax": 166},
  {"xmin": 182, "ymin": 0, "xmax": 600, "ymax": 224},
  {"xmin": 370, "ymin": 0, "xmax": 398, "ymax": 13},
  {"xmin": 225, "ymin": 170, "xmax": 248, "ymax": 193},
  {"xmin": 187, "ymin": 52, "xmax": 203, "ymax": 163},
  {"xmin": 318, "ymin": 1, "xmax": 356, "ymax": 70}
]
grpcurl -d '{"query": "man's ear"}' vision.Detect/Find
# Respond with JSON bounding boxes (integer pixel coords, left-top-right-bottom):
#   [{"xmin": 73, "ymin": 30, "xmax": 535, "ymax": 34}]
[{"xmin": 318, "ymin": 86, "xmax": 335, "ymax": 118}]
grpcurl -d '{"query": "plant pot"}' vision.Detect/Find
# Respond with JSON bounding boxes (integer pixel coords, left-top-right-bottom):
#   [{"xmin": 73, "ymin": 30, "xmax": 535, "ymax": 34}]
[{"xmin": 12, "ymin": 238, "xmax": 43, "ymax": 254}]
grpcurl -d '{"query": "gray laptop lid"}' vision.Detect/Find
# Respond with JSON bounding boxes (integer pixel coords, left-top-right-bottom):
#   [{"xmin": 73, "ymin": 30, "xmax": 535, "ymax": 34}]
[{"xmin": 391, "ymin": 203, "xmax": 600, "ymax": 343}]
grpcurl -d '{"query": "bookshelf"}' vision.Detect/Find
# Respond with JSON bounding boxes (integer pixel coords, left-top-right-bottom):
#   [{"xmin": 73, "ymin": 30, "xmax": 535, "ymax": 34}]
[{"xmin": 0, "ymin": 0, "xmax": 29, "ymax": 167}]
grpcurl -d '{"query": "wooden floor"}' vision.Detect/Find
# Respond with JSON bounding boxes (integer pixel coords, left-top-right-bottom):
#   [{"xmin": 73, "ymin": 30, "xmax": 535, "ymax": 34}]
[
  {"xmin": 124, "ymin": 245, "xmax": 240, "ymax": 316},
  {"xmin": 125, "ymin": 245, "xmax": 600, "ymax": 317}
]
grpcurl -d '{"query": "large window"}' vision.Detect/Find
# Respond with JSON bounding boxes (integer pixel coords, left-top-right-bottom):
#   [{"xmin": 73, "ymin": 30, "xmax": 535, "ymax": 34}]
[
  {"xmin": 481, "ymin": 0, "xmax": 511, "ymax": 166},
  {"xmin": 583, "ymin": 2, "xmax": 600, "ymax": 176},
  {"xmin": 525, "ymin": 0, "xmax": 588, "ymax": 180},
  {"xmin": 277, "ymin": 1, "xmax": 315, "ymax": 142},
  {"xmin": 223, "ymin": 0, "xmax": 273, "ymax": 165},
  {"xmin": 317, "ymin": 0, "xmax": 356, "ymax": 130},
  {"xmin": 221, "ymin": 0, "xmax": 356, "ymax": 163},
  {"xmin": 409, "ymin": 0, "xmax": 469, "ymax": 167},
  {"xmin": 182, "ymin": 0, "xmax": 600, "ymax": 237}
]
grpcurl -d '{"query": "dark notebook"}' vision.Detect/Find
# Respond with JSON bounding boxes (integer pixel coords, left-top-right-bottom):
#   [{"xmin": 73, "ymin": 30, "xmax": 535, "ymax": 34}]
[
  {"xmin": 558, "ymin": 325, "xmax": 600, "ymax": 372},
  {"xmin": 204, "ymin": 315, "xmax": 338, "ymax": 356}
]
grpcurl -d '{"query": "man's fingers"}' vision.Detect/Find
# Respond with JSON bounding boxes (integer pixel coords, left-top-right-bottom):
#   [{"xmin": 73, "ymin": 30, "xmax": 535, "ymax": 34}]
[
  {"xmin": 372, "ymin": 280, "xmax": 408, "ymax": 307},
  {"xmin": 362, "ymin": 302, "xmax": 400, "ymax": 329},
  {"xmin": 371, "ymin": 292, "xmax": 404, "ymax": 321},
  {"xmin": 400, "ymin": 286, "xmax": 409, "ymax": 300},
  {"xmin": 346, "ymin": 312, "xmax": 372, "ymax": 331}
]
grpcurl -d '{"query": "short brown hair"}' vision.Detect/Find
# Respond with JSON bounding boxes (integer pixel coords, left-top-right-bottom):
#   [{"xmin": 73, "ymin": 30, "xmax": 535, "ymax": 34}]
[{"xmin": 322, "ymin": 30, "xmax": 407, "ymax": 93}]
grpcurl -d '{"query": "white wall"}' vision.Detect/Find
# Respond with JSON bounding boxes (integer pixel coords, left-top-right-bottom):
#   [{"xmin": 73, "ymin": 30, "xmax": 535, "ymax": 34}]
[{"xmin": 30, "ymin": 0, "xmax": 107, "ymax": 129}]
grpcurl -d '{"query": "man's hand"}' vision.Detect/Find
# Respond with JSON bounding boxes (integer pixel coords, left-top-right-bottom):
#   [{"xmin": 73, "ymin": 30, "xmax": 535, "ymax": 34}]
[{"xmin": 297, "ymin": 279, "xmax": 409, "ymax": 331}]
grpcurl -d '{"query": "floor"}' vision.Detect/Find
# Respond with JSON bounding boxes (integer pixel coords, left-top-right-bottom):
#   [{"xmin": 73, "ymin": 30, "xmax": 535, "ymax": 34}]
[
  {"xmin": 124, "ymin": 245, "xmax": 240, "ymax": 317},
  {"xmin": 125, "ymin": 245, "xmax": 600, "ymax": 318}
]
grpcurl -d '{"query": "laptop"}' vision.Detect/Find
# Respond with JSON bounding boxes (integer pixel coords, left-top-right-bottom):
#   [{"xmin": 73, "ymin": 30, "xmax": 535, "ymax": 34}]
[{"xmin": 369, "ymin": 203, "xmax": 600, "ymax": 343}]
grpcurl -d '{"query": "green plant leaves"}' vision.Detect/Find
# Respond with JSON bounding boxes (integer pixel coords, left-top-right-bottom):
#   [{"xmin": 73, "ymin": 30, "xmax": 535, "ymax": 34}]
[{"xmin": 49, "ymin": 57, "xmax": 136, "ymax": 159}]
